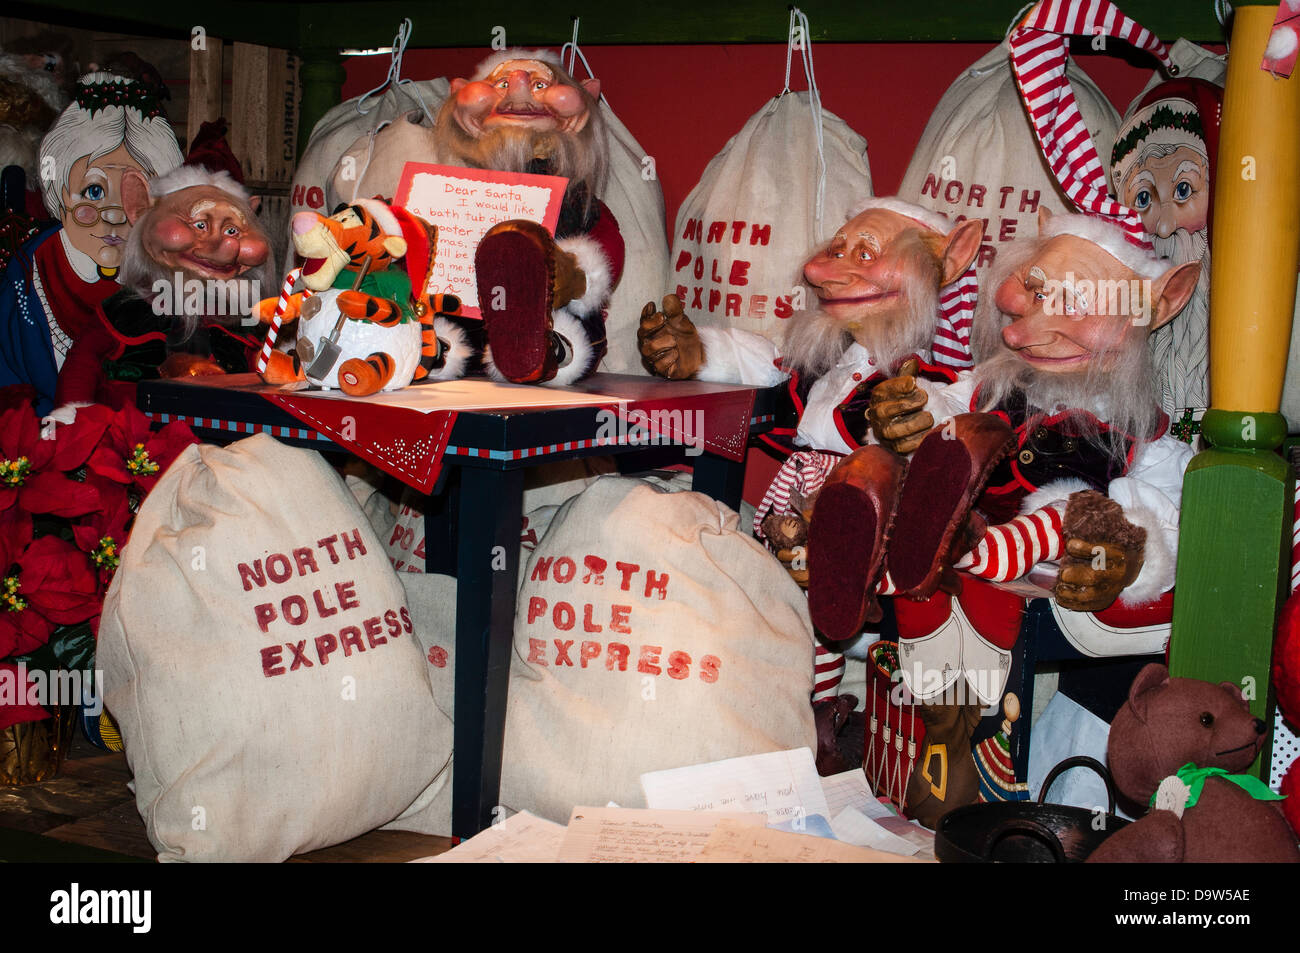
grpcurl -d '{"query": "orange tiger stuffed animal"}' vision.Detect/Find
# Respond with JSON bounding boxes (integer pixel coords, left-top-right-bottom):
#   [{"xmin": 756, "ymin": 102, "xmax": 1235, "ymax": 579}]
[{"xmin": 258, "ymin": 199, "xmax": 472, "ymax": 395}]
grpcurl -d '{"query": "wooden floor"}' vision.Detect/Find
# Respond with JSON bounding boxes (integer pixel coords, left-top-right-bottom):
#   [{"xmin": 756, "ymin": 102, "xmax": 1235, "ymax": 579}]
[{"xmin": 0, "ymin": 734, "xmax": 454, "ymax": 863}]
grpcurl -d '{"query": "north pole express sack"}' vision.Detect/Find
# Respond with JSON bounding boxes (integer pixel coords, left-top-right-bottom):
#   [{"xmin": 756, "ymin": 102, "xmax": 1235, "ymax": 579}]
[
  {"xmin": 498, "ymin": 477, "xmax": 817, "ymax": 822},
  {"xmin": 897, "ymin": 42, "xmax": 1119, "ymax": 283},
  {"xmin": 98, "ymin": 434, "xmax": 453, "ymax": 862}
]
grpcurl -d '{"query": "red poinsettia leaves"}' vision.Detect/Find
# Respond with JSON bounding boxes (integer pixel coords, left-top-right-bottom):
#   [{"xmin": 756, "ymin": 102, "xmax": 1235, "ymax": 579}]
[
  {"xmin": 49, "ymin": 403, "xmax": 115, "ymax": 472},
  {"xmin": 0, "ymin": 597, "xmax": 53, "ymax": 660},
  {"xmin": 19, "ymin": 470, "xmax": 101, "ymax": 519},
  {"xmin": 0, "ymin": 507, "xmax": 31, "ymax": 572},
  {"xmin": 0, "ymin": 385, "xmax": 37, "ymax": 415},
  {"xmin": 0, "ymin": 662, "xmax": 51, "ymax": 733},
  {"xmin": 0, "ymin": 406, "xmax": 54, "ymax": 472},
  {"xmin": 17, "ymin": 536, "xmax": 101, "ymax": 627}
]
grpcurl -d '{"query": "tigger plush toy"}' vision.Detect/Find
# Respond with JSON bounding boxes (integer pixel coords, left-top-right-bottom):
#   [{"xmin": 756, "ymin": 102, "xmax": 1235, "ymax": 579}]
[{"xmin": 257, "ymin": 198, "xmax": 473, "ymax": 395}]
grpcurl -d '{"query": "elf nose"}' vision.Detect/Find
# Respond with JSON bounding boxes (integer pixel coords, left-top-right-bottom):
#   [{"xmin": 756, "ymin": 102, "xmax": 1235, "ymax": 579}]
[
  {"xmin": 1151, "ymin": 203, "xmax": 1178, "ymax": 240},
  {"xmin": 506, "ymin": 70, "xmax": 533, "ymax": 96}
]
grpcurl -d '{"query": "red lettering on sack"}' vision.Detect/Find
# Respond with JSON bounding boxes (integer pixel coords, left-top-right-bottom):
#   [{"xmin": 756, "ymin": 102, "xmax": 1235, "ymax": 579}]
[
  {"xmin": 341, "ymin": 528, "xmax": 367, "ymax": 560},
  {"xmin": 553, "ymin": 601, "xmax": 575, "ymax": 631},
  {"xmin": 725, "ymin": 294, "xmax": 741, "ymax": 317},
  {"xmin": 292, "ymin": 547, "xmax": 319, "ymax": 576},
  {"xmin": 1019, "ymin": 189, "xmax": 1040, "ymax": 213},
  {"xmin": 239, "ymin": 561, "xmax": 267, "ymax": 591},
  {"xmin": 552, "ymin": 557, "xmax": 576, "ymax": 584},
  {"xmin": 644, "ymin": 571, "xmax": 669, "ymax": 600},
  {"xmin": 675, "ymin": 284, "xmax": 687, "ymax": 301},
  {"xmin": 729, "ymin": 221, "xmax": 746, "ymax": 244},
  {"xmin": 610, "ymin": 605, "xmax": 632, "ymax": 635},
  {"xmin": 710, "ymin": 259, "xmax": 724, "ymax": 284},
  {"xmin": 364, "ymin": 616, "xmax": 387, "ymax": 648},
  {"xmin": 306, "ymin": 185, "xmax": 324, "ymax": 210},
  {"xmin": 286, "ymin": 640, "xmax": 313, "ymax": 671},
  {"xmin": 428, "ymin": 646, "xmax": 448, "ymax": 668},
  {"xmin": 707, "ymin": 289, "xmax": 721, "ymax": 313},
  {"xmin": 699, "ymin": 654, "xmax": 721, "ymax": 683},
  {"xmin": 528, "ymin": 638, "xmax": 548, "ymax": 665},
  {"xmin": 749, "ymin": 223, "xmax": 771, "ymax": 246},
  {"xmin": 315, "ymin": 633, "xmax": 338, "ymax": 665},
  {"xmin": 384, "ymin": 609, "xmax": 401, "ymax": 637},
  {"xmin": 313, "ymin": 588, "xmax": 338, "ymax": 617},
  {"xmin": 606, "ymin": 643, "xmax": 630, "ymax": 671},
  {"xmin": 637, "ymin": 644, "xmax": 662, "ymax": 676},
  {"xmin": 728, "ymin": 260, "xmax": 750, "ymax": 286},
  {"xmin": 977, "ymin": 244, "xmax": 996, "ymax": 268},
  {"xmin": 774, "ymin": 296, "xmax": 793, "ymax": 320},
  {"xmin": 921, "ymin": 173, "xmax": 941, "ymax": 199},
  {"xmin": 967, "ymin": 184, "xmax": 987, "ymax": 208},
  {"xmin": 749, "ymin": 295, "xmax": 767, "ymax": 319},
  {"xmin": 690, "ymin": 287, "xmax": 703, "ymax": 310},
  {"xmin": 317, "ymin": 535, "xmax": 341, "ymax": 564},
  {"xmin": 998, "ymin": 218, "xmax": 1017, "ymax": 242},
  {"xmin": 693, "ymin": 257, "xmax": 704, "ymax": 281},
  {"xmin": 674, "ymin": 250, "xmax": 691, "ymax": 273},
  {"xmin": 527, "ymin": 596, "xmax": 547, "ymax": 625},
  {"xmin": 582, "ymin": 603, "xmax": 603, "ymax": 633},
  {"xmin": 266, "ymin": 552, "xmax": 292, "ymax": 584},
  {"xmin": 582, "ymin": 555, "xmax": 606, "ymax": 585},
  {"xmin": 682, "ymin": 218, "xmax": 702, "ymax": 242},
  {"xmin": 261, "ymin": 644, "xmax": 286, "ymax": 677},
  {"xmin": 554, "ymin": 640, "xmax": 574, "ymax": 666},
  {"xmin": 706, "ymin": 221, "xmax": 725, "ymax": 243},
  {"xmin": 336, "ymin": 581, "xmax": 359, "ymax": 611},
  {"xmin": 667, "ymin": 651, "xmax": 691, "ymax": 680},
  {"xmin": 530, "ymin": 556, "xmax": 553, "ymax": 581},
  {"xmin": 615, "ymin": 561, "xmax": 639, "ymax": 591},
  {"xmin": 254, "ymin": 602, "xmax": 276, "ymax": 633},
  {"xmin": 998, "ymin": 186, "xmax": 1015, "ymax": 209},
  {"xmin": 400, "ymin": 606, "xmax": 412, "ymax": 634},
  {"xmin": 944, "ymin": 180, "xmax": 964, "ymax": 203},
  {"xmin": 389, "ymin": 525, "xmax": 406, "ymax": 548},
  {"xmin": 339, "ymin": 626, "xmax": 365, "ymax": 656},
  {"xmin": 282, "ymin": 595, "xmax": 309, "ymax": 625},
  {"xmin": 580, "ymin": 640, "xmax": 602, "ymax": 667}
]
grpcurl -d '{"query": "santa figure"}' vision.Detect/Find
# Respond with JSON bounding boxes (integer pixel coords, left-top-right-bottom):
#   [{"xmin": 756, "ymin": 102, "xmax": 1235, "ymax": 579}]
[
  {"xmin": 0, "ymin": 72, "xmax": 183, "ymax": 414},
  {"xmin": 1109, "ymin": 79, "xmax": 1221, "ymax": 433}
]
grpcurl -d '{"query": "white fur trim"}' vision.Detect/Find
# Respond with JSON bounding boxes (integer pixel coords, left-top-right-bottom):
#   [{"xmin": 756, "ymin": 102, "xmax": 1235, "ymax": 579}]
[
  {"xmin": 849, "ymin": 196, "xmax": 954, "ymax": 235},
  {"xmin": 1116, "ymin": 502, "xmax": 1176, "ymax": 606},
  {"xmin": 481, "ymin": 309, "xmax": 597, "ymax": 385},
  {"xmin": 1041, "ymin": 212, "xmax": 1169, "ymax": 280},
  {"xmin": 549, "ymin": 308, "xmax": 598, "ymax": 385},
  {"xmin": 421, "ymin": 316, "xmax": 474, "ymax": 382},
  {"xmin": 470, "ymin": 48, "xmax": 564, "ymax": 82},
  {"xmin": 149, "ymin": 166, "xmax": 250, "ymax": 204},
  {"xmin": 352, "ymin": 197, "xmax": 400, "ymax": 237},
  {"xmin": 1020, "ymin": 478, "xmax": 1093, "ymax": 516},
  {"xmin": 557, "ymin": 235, "xmax": 612, "ymax": 317}
]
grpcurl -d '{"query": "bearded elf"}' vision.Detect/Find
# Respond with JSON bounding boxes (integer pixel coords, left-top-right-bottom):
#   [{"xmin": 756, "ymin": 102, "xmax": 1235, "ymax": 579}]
[
  {"xmin": 1109, "ymin": 78, "xmax": 1221, "ymax": 437},
  {"xmin": 0, "ymin": 73, "xmax": 183, "ymax": 415},
  {"xmin": 54, "ymin": 165, "xmax": 273, "ymax": 409}
]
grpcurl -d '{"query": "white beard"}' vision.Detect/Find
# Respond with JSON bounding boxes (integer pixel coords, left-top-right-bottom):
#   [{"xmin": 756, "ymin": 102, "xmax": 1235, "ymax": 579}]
[{"xmin": 1148, "ymin": 227, "xmax": 1210, "ymax": 415}]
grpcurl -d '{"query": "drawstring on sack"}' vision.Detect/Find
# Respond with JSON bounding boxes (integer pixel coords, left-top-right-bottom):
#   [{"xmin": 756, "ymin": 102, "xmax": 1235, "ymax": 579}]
[{"xmin": 782, "ymin": 6, "xmax": 828, "ymax": 241}]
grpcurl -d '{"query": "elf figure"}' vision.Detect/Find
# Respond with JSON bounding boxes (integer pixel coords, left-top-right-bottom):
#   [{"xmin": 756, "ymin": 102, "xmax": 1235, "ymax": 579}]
[{"xmin": 0, "ymin": 72, "xmax": 183, "ymax": 414}]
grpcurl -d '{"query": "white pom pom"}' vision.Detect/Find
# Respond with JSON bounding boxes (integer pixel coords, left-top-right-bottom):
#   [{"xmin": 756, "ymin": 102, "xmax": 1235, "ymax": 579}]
[{"xmin": 1265, "ymin": 24, "xmax": 1299, "ymax": 62}]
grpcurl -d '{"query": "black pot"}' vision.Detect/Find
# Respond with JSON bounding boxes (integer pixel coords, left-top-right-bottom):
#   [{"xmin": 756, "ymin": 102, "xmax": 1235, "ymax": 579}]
[{"xmin": 935, "ymin": 756, "xmax": 1130, "ymax": 863}]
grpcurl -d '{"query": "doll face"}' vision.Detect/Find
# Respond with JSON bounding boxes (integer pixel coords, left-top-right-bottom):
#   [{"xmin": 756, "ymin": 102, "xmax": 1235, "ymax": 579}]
[
  {"xmin": 141, "ymin": 185, "xmax": 270, "ymax": 280},
  {"xmin": 449, "ymin": 59, "xmax": 596, "ymax": 137},
  {"xmin": 1120, "ymin": 145, "xmax": 1210, "ymax": 241},
  {"xmin": 803, "ymin": 210, "xmax": 923, "ymax": 319},
  {"xmin": 60, "ymin": 143, "xmax": 142, "ymax": 270}
]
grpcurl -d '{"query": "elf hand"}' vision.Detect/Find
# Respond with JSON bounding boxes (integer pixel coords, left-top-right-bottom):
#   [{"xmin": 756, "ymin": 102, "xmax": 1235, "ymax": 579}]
[
  {"xmin": 1054, "ymin": 490, "xmax": 1146, "ymax": 612},
  {"xmin": 776, "ymin": 546, "xmax": 810, "ymax": 590},
  {"xmin": 638, "ymin": 294, "xmax": 704, "ymax": 379},
  {"xmin": 867, "ymin": 358, "xmax": 933, "ymax": 454}
]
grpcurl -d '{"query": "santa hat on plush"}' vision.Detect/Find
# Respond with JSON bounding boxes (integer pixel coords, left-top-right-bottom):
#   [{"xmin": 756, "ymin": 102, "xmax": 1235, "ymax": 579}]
[
  {"xmin": 850, "ymin": 196, "xmax": 981, "ymax": 370},
  {"xmin": 1110, "ymin": 78, "xmax": 1222, "ymax": 234},
  {"xmin": 1008, "ymin": 0, "xmax": 1175, "ymax": 253},
  {"xmin": 352, "ymin": 196, "xmax": 434, "ymax": 295}
]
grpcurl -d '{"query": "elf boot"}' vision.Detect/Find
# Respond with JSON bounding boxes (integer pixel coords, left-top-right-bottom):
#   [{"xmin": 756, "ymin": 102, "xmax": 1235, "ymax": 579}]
[{"xmin": 475, "ymin": 219, "xmax": 568, "ymax": 384}]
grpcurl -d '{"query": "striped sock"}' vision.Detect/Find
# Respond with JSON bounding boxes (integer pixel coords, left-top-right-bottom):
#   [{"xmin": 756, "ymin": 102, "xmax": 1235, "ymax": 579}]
[{"xmin": 957, "ymin": 505, "xmax": 1067, "ymax": 582}]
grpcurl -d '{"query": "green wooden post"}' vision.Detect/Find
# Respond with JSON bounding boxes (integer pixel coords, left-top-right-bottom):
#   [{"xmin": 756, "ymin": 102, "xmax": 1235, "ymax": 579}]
[{"xmin": 297, "ymin": 48, "xmax": 346, "ymax": 158}]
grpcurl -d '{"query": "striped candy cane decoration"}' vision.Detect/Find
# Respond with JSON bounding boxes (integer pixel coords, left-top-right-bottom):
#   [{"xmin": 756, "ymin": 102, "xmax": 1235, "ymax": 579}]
[
  {"xmin": 255, "ymin": 268, "xmax": 312, "ymax": 374},
  {"xmin": 956, "ymin": 504, "xmax": 1068, "ymax": 582},
  {"xmin": 812, "ymin": 642, "xmax": 846, "ymax": 702},
  {"xmin": 1008, "ymin": 0, "xmax": 1173, "ymax": 249},
  {"xmin": 932, "ymin": 265, "xmax": 980, "ymax": 370}
]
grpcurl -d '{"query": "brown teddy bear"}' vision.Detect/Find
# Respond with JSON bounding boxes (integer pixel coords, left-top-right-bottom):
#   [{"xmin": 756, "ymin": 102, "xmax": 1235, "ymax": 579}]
[{"xmin": 1088, "ymin": 663, "xmax": 1299, "ymax": 863}]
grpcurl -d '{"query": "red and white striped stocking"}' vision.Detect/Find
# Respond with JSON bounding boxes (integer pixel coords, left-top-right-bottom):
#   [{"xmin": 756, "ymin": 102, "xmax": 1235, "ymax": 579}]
[{"xmin": 957, "ymin": 504, "xmax": 1068, "ymax": 582}]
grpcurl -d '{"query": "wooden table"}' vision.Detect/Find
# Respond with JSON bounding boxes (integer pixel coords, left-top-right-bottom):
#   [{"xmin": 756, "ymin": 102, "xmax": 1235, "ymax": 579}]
[{"xmin": 137, "ymin": 373, "xmax": 778, "ymax": 838}]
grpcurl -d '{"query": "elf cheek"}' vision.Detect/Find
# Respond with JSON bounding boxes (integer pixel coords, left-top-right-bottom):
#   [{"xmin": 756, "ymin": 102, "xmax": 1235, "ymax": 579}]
[
  {"xmin": 540, "ymin": 84, "xmax": 587, "ymax": 118},
  {"xmin": 152, "ymin": 219, "xmax": 193, "ymax": 252},
  {"xmin": 452, "ymin": 81, "xmax": 499, "ymax": 129}
]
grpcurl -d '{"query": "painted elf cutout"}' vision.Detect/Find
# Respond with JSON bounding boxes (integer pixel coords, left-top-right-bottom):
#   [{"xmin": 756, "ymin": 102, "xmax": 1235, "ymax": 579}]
[
  {"xmin": 256, "ymin": 200, "xmax": 462, "ymax": 397},
  {"xmin": 0, "ymin": 72, "xmax": 182, "ymax": 414},
  {"xmin": 1109, "ymin": 79, "xmax": 1221, "ymax": 433},
  {"xmin": 55, "ymin": 165, "xmax": 273, "ymax": 408}
]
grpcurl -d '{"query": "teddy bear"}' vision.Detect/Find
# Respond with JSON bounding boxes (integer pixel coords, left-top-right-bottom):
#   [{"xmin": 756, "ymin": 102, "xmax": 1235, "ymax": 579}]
[{"xmin": 1087, "ymin": 663, "xmax": 1299, "ymax": 863}]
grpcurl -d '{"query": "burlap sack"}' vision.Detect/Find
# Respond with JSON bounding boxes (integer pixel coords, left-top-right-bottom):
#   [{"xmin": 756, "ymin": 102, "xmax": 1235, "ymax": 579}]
[
  {"xmin": 897, "ymin": 43, "xmax": 1120, "ymax": 285},
  {"xmin": 98, "ymin": 434, "xmax": 453, "ymax": 861},
  {"xmin": 669, "ymin": 90, "xmax": 873, "ymax": 345},
  {"xmin": 498, "ymin": 476, "xmax": 817, "ymax": 822}
]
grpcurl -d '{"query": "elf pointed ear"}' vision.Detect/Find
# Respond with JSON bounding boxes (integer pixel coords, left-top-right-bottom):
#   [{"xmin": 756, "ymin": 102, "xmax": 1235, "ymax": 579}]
[
  {"xmin": 1148, "ymin": 260, "xmax": 1202, "ymax": 332},
  {"xmin": 1037, "ymin": 206, "xmax": 1054, "ymax": 234},
  {"xmin": 450, "ymin": 77, "xmax": 468, "ymax": 95},
  {"xmin": 1126, "ymin": 663, "xmax": 1169, "ymax": 724},
  {"xmin": 939, "ymin": 218, "xmax": 984, "ymax": 286},
  {"xmin": 248, "ymin": 194, "xmax": 262, "ymax": 215},
  {"xmin": 121, "ymin": 169, "xmax": 154, "ymax": 225},
  {"xmin": 580, "ymin": 77, "xmax": 601, "ymax": 101}
]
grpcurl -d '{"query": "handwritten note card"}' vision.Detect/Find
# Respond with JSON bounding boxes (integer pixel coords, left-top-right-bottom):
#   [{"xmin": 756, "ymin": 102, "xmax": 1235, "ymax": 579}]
[
  {"xmin": 557, "ymin": 807, "xmax": 764, "ymax": 863},
  {"xmin": 696, "ymin": 819, "xmax": 930, "ymax": 864},
  {"xmin": 640, "ymin": 747, "xmax": 831, "ymax": 827},
  {"xmin": 394, "ymin": 162, "xmax": 567, "ymax": 318},
  {"xmin": 411, "ymin": 810, "xmax": 566, "ymax": 863}
]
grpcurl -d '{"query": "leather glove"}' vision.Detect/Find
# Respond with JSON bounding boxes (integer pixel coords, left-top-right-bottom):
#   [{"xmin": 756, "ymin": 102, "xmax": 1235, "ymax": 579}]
[
  {"xmin": 1054, "ymin": 490, "xmax": 1146, "ymax": 612},
  {"xmin": 638, "ymin": 294, "xmax": 704, "ymax": 379},
  {"xmin": 867, "ymin": 358, "xmax": 934, "ymax": 454}
]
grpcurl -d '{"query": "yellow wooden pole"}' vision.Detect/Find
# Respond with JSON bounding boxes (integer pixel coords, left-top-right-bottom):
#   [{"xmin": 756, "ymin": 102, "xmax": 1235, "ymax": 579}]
[{"xmin": 1209, "ymin": 4, "xmax": 1300, "ymax": 414}]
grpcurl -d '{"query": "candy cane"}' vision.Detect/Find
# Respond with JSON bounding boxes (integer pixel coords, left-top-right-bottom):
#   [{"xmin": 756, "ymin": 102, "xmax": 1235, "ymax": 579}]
[{"xmin": 256, "ymin": 268, "xmax": 313, "ymax": 374}]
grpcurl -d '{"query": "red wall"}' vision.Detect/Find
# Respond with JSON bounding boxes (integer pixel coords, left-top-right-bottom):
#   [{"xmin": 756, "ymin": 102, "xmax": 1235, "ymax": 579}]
[{"xmin": 342, "ymin": 42, "xmax": 1222, "ymax": 230}]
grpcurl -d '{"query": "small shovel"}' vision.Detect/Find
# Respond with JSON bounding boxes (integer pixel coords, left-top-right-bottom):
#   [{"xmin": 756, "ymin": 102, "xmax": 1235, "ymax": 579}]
[{"xmin": 303, "ymin": 254, "xmax": 373, "ymax": 380}]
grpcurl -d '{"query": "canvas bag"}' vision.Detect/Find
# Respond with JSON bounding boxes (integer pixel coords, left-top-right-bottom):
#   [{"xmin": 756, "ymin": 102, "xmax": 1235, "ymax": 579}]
[
  {"xmin": 98, "ymin": 434, "xmax": 453, "ymax": 862},
  {"xmin": 897, "ymin": 41, "xmax": 1120, "ymax": 286},
  {"xmin": 668, "ymin": 11, "xmax": 873, "ymax": 345},
  {"xmin": 498, "ymin": 476, "xmax": 817, "ymax": 822}
]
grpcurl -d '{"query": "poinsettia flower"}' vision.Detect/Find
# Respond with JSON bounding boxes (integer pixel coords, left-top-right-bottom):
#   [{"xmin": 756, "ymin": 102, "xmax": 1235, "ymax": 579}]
[
  {"xmin": 0, "ymin": 662, "xmax": 52, "ymax": 733},
  {"xmin": 0, "ymin": 404, "xmax": 108, "ymax": 519},
  {"xmin": 72, "ymin": 474, "xmax": 133, "ymax": 583},
  {"xmin": 88, "ymin": 404, "xmax": 198, "ymax": 494},
  {"xmin": 0, "ymin": 533, "xmax": 101, "ymax": 660}
]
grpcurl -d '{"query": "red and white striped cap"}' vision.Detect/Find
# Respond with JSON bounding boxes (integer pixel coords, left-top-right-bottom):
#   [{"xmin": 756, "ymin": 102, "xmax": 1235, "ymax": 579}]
[
  {"xmin": 849, "ymin": 196, "xmax": 980, "ymax": 370},
  {"xmin": 1008, "ymin": 0, "xmax": 1174, "ymax": 251}
]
